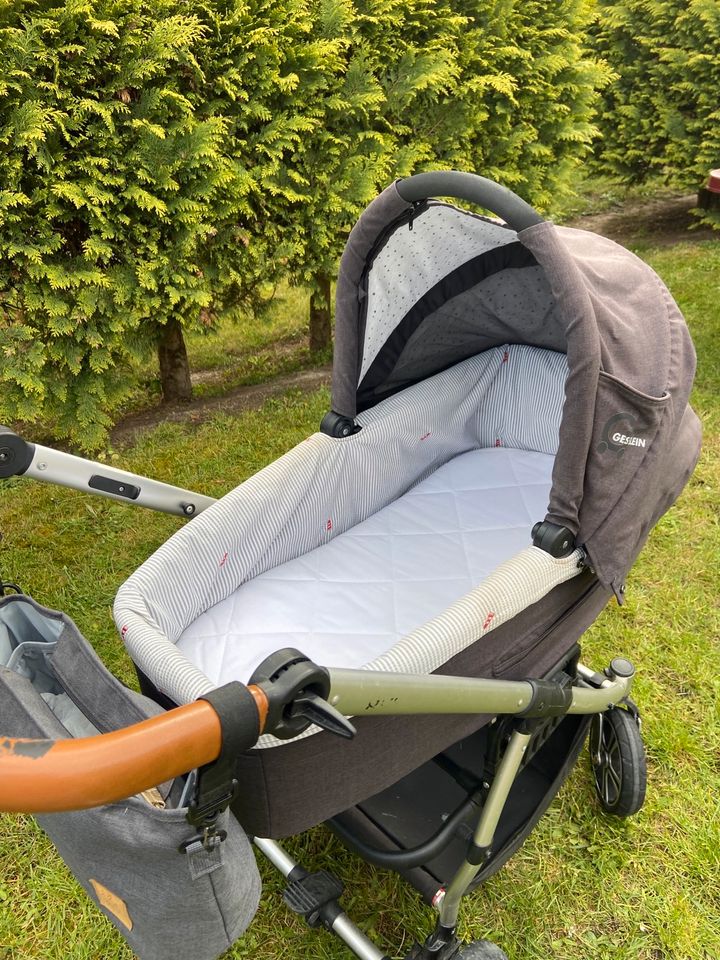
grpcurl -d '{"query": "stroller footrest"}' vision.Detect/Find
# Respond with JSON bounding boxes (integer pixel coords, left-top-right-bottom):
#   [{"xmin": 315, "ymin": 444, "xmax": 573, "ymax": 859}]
[{"xmin": 283, "ymin": 869, "xmax": 344, "ymax": 927}]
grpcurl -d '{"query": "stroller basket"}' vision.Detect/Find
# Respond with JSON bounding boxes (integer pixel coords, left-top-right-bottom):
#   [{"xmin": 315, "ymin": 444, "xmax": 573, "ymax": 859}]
[{"xmin": 331, "ymin": 647, "xmax": 590, "ymax": 903}]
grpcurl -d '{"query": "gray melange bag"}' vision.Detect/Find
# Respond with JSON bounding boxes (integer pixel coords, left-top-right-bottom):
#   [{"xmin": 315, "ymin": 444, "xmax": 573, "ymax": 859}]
[{"xmin": 0, "ymin": 590, "xmax": 261, "ymax": 960}]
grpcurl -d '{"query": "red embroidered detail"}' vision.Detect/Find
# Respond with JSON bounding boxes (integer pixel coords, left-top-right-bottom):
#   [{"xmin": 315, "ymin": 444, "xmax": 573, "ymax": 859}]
[
  {"xmin": 502, "ymin": 349, "xmax": 509, "ymax": 364},
  {"xmin": 219, "ymin": 551, "xmax": 228, "ymax": 567},
  {"xmin": 482, "ymin": 612, "xmax": 495, "ymax": 631},
  {"xmin": 326, "ymin": 519, "xmax": 333, "ymax": 532},
  {"xmin": 420, "ymin": 432, "xmax": 431, "ymax": 441},
  {"xmin": 120, "ymin": 625, "xmax": 128, "ymax": 639},
  {"xmin": 495, "ymin": 438, "xmax": 502, "ymax": 447}
]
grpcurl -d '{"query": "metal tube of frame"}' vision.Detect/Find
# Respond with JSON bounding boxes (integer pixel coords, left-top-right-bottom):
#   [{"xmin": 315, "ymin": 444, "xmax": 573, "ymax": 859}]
[
  {"xmin": 331, "ymin": 915, "xmax": 389, "ymax": 960},
  {"xmin": 438, "ymin": 730, "xmax": 532, "ymax": 929},
  {"xmin": 327, "ymin": 668, "xmax": 633, "ymax": 719},
  {"xmin": 254, "ymin": 838, "xmax": 388, "ymax": 960},
  {"xmin": 568, "ymin": 685, "xmax": 630, "ymax": 713},
  {"xmin": 329, "ymin": 669, "xmax": 535, "ymax": 715},
  {"xmin": 253, "ymin": 837, "xmax": 297, "ymax": 877},
  {"xmin": 24, "ymin": 444, "xmax": 217, "ymax": 517}
]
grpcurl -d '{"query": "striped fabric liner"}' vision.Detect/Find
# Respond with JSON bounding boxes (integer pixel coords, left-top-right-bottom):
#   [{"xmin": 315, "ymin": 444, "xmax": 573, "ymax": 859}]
[
  {"xmin": 114, "ymin": 345, "xmax": 576, "ymax": 741},
  {"xmin": 366, "ymin": 545, "xmax": 584, "ymax": 675}
]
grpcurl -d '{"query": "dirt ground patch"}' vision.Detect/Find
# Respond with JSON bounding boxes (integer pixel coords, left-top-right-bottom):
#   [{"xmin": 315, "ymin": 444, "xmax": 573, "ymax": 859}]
[
  {"xmin": 111, "ymin": 365, "xmax": 331, "ymax": 447},
  {"xmin": 568, "ymin": 192, "xmax": 716, "ymax": 246}
]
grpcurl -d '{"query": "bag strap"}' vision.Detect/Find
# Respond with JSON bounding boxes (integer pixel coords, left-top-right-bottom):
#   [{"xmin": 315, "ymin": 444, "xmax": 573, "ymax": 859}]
[
  {"xmin": 183, "ymin": 682, "xmax": 261, "ymax": 849},
  {"xmin": 0, "ymin": 581, "xmax": 23, "ymax": 597}
]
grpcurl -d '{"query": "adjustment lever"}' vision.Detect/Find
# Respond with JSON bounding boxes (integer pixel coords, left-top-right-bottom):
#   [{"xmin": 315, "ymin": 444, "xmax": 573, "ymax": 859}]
[{"xmin": 288, "ymin": 692, "xmax": 356, "ymax": 740}]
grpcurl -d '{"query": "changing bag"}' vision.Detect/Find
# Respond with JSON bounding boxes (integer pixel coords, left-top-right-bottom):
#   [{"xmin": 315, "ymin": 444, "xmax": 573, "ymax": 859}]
[{"xmin": 0, "ymin": 588, "xmax": 261, "ymax": 960}]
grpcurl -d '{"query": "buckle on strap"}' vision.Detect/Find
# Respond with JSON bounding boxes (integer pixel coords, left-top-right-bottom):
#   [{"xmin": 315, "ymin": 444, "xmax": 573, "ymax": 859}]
[{"xmin": 181, "ymin": 681, "xmax": 261, "ymax": 851}]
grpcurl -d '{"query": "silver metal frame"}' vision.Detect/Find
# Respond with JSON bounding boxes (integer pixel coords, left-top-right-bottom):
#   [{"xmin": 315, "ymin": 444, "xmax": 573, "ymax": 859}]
[
  {"xmin": 254, "ymin": 838, "xmax": 388, "ymax": 960},
  {"xmin": 253, "ymin": 665, "xmax": 634, "ymax": 959},
  {"xmin": 437, "ymin": 728, "xmax": 532, "ymax": 929},
  {"xmin": 24, "ymin": 443, "xmax": 217, "ymax": 517}
]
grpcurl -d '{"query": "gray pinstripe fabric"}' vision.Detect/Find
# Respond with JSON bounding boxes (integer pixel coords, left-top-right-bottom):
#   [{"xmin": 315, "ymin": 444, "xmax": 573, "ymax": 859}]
[
  {"xmin": 115, "ymin": 346, "xmax": 578, "ymax": 718},
  {"xmin": 365, "ymin": 545, "xmax": 584, "ymax": 675}
]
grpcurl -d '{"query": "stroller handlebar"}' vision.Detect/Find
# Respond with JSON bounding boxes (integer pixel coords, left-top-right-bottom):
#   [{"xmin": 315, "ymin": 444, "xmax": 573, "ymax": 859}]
[
  {"xmin": 0, "ymin": 661, "xmax": 635, "ymax": 815},
  {"xmin": 0, "ymin": 687, "xmax": 268, "ymax": 814},
  {"xmin": 396, "ymin": 171, "xmax": 545, "ymax": 232}
]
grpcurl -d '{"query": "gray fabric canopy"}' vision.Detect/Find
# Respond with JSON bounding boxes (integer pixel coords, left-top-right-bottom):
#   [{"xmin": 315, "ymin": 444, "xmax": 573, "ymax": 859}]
[{"xmin": 331, "ymin": 182, "xmax": 701, "ymax": 593}]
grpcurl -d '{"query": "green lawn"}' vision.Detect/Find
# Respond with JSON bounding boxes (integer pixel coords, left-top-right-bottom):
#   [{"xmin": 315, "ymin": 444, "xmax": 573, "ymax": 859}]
[{"xmin": 0, "ymin": 240, "xmax": 718, "ymax": 960}]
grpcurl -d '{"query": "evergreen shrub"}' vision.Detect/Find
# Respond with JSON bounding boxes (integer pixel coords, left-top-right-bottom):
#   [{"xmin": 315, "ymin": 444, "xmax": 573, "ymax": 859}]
[
  {"xmin": 0, "ymin": 0, "xmax": 340, "ymax": 446},
  {"xmin": 0, "ymin": 0, "xmax": 607, "ymax": 445},
  {"xmin": 437, "ymin": 0, "xmax": 608, "ymax": 210},
  {"xmin": 285, "ymin": 0, "xmax": 609, "ymax": 346},
  {"xmin": 591, "ymin": 0, "xmax": 720, "ymax": 224}
]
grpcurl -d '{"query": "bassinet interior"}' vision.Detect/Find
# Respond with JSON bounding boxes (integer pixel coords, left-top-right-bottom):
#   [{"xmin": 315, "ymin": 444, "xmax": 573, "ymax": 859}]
[
  {"xmin": 176, "ymin": 444, "xmax": 555, "ymax": 688},
  {"xmin": 115, "ymin": 343, "xmax": 584, "ymax": 724}
]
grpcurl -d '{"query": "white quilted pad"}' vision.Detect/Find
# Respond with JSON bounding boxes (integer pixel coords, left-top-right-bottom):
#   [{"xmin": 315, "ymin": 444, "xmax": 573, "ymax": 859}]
[{"xmin": 176, "ymin": 447, "xmax": 555, "ymax": 687}]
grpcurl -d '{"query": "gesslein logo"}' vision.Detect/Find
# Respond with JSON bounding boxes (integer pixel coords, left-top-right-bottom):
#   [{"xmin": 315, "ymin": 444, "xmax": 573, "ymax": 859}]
[
  {"xmin": 612, "ymin": 433, "xmax": 646, "ymax": 448},
  {"xmin": 597, "ymin": 412, "xmax": 647, "ymax": 456}
]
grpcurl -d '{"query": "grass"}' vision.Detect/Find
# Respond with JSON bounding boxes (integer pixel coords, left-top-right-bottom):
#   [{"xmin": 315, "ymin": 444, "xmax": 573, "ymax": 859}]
[{"xmin": 0, "ymin": 237, "xmax": 718, "ymax": 960}]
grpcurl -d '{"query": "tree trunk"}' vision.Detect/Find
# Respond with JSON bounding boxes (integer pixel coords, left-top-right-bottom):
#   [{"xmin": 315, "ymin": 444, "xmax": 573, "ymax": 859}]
[
  {"xmin": 309, "ymin": 272, "xmax": 332, "ymax": 355},
  {"xmin": 157, "ymin": 317, "xmax": 192, "ymax": 403}
]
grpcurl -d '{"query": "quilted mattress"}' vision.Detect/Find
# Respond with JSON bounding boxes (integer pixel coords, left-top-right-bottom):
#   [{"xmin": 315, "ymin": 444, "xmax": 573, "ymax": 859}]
[{"xmin": 176, "ymin": 446, "xmax": 555, "ymax": 687}]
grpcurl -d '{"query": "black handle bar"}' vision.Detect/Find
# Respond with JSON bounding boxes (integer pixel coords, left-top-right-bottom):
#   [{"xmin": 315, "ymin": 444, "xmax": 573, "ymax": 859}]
[{"xmin": 396, "ymin": 171, "xmax": 544, "ymax": 233}]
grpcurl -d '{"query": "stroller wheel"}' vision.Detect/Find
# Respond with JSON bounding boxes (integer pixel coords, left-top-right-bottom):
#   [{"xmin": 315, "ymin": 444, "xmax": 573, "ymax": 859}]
[
  {"xmin": 458, "ymin": 941, "xmax": 509, "ymax": 959},
  {"xmin": 589, "ymin": 707, "xmax": 647, "ymax": 817}
]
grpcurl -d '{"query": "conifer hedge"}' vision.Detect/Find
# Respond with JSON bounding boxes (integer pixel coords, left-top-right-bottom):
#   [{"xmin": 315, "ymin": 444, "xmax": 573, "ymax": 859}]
[
  {"xmin": 283, "ymin": 0, "xmax": 608, "ymax": 353},
  {"xmin": 591, "ymin": 0, "xmax": 720, "ymax": 220},
  {"xmin": 0, "ymin": 0, "xmax": 605, "ymax": 447},
  {"xmin": 0, "ymin": 0, "xmax": 341, "ymax": 445}
]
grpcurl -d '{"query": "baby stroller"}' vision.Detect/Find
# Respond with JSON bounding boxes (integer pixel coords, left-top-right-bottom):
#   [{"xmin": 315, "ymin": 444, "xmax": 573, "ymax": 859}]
[{"xmin": 0, "ymin": 171, "xmax": 701, "ymax": 960}]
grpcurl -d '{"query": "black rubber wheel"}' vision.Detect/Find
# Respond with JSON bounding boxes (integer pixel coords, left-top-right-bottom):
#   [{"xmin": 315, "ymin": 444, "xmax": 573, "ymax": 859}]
[
  {"xmin": 589, "ymin": 707, "xmax": 647, "ymax": 817},
  {"xmin": 457, "ymin": 941, "xmax": 510, "ymax": 959}
]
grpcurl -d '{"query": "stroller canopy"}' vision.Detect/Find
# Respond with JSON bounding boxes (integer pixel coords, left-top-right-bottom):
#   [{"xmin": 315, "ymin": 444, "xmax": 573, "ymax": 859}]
[{"xmin": 331, "ymin": 176, "xmax": 700, "ymax": 591}]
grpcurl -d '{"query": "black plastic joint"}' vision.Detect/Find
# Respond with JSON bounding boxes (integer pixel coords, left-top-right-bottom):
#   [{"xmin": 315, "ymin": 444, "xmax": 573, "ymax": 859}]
[
  {"xmin": 249, "ymin": 648, "xmax": 342, "ymax": 740},
  {"xmin": 531, "ymin": 520, "xmax": 576, "ymax": 558},
  {"xmin": 609, "ymin": 657, "xmax": 635, "ymax": 679},
  {"xmin": 518, "ymin": 678, "xmax": 573, "ymax": 718},
  {"xmin": 405, "ymin": 924, "xmax": 460, "ymax": 960},
  {"xmin": 466, "ymin": 842, "xmax": 492, "ymax": 866},
  {"xmin": 185, "ymin": 783, "xmax": 238, "ymax": 828},
  {"xmin": 320, "ymin": 410, "xmax": 361, "ymax": 438},
  {"xmin": 0, "ymin": 426, "xmax": 35, "ymax": 479}
]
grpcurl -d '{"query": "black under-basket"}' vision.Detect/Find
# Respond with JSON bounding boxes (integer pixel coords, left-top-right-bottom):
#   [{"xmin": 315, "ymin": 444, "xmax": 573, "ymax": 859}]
[{"xmin": 331, "ymin": 647, "xmax": 589, "ymax": 904}]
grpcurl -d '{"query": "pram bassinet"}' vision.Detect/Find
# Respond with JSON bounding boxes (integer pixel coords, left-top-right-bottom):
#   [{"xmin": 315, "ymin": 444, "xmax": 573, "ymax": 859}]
[{"xmin": 112, "ymin": 172, "xmax": 700, "ymax": 840}]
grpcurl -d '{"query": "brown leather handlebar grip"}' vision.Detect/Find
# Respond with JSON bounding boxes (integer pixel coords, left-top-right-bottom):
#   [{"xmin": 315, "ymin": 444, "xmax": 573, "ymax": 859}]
[{"xmin": 0, "ymin": 686, "xmax": 267, "ymax": 814}]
